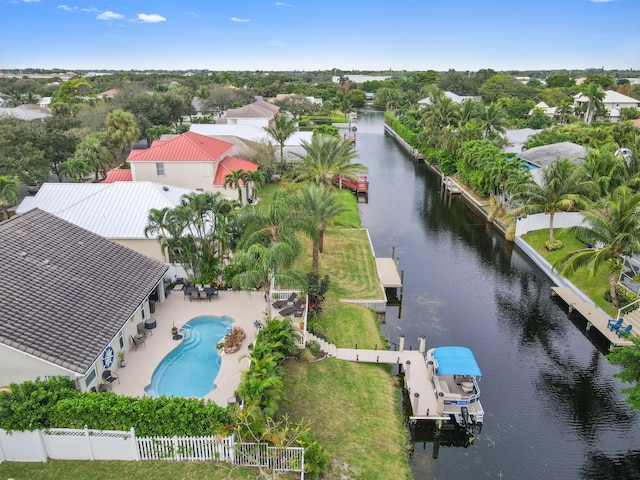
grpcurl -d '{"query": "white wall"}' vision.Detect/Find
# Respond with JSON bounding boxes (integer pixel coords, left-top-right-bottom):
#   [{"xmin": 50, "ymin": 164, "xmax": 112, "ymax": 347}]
[
  {"xmin": 515, "ymin": 212, "xmax": 585, "ymax": 237},
  {"xmin": 0, "ymin": 346, "xmax": 76, "ymax": 388}
]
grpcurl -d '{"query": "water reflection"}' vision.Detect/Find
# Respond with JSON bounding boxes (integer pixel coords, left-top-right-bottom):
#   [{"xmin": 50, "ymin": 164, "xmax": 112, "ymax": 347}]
[{"xmin": 355, "ymin": 109, "xmax": 640, "ymax": 480}]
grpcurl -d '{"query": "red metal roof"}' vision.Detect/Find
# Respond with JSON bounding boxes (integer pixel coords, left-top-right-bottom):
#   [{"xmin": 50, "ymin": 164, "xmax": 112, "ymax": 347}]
[
  {"xmin": 103, "ymin": 168, "xmax": 132, "ymax": 183},
  {"xmin": 213, "ymin": 157, "xmax": 259, "ymax": 186},
  {"xmin": 127, "ymin": 132, "xmax": 233, "ymax": 162}
]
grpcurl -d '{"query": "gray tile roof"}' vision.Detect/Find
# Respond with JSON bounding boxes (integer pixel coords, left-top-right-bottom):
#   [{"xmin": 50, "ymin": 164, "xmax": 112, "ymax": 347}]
[
  {"xmin": 517, "ymin": 142, "xmax": 587, "ymax": 167},
  {"xmin": 0, "ymin": 209, "xmax": 168, "ymax": 374}
]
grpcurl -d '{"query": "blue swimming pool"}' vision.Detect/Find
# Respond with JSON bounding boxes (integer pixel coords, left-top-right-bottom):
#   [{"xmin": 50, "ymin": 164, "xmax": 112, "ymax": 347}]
[{"xmin": 145, "ymin": 315, "xmax": 233, "ymax": 398}]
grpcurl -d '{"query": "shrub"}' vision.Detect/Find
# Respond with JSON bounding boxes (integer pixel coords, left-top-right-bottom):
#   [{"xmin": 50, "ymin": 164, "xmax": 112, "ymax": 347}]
[
  {"xmin": 306, "ymin": 340, "xmax": 321, "ymax": 356},
  {"xmin": 604, "ymin": 284, "xmax": 640, "ymax": 307},
  {"xmin": 298, "ymin": 349, "xmax": 316, "ymax": 363},
  {"xmin": 545, "ymin": 240, "xmax": 564, "ymax": 251},
  {"xmin": 224, "ymin": 326, "xmax": 246, "ymax": 353}
]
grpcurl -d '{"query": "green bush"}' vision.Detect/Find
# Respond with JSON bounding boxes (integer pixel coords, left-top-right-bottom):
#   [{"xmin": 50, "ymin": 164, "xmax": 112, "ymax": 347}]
[
  {"xmin": 604, "ymin": 284, "xmax": 640, "ymax": 308},
  {"xmin": 545, "ymin": 240, "xmax": 564, "ymax": 251},
  {"xmin": 306, "ymin": 340, "xmax": 321, "ymax": 356}
]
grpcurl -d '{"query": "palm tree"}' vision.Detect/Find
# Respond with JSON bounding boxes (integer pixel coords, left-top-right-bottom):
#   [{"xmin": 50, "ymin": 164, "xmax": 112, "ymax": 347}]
[
  {"xmin": 264, "ymin": 114, "xmax": 297, "ymax": 160},
  {"xmin": 239, "ymin": 189, "xmax": 301, "ymax": 254},
  {"xmin": 223, "ymin": 169, "xmax": 248, "ymax": 203},
  {"xmin": 294, "ymin": 184, "xmax": 347, "ymax": 274},
  {"xmin": 555, "ymin": 186, "xmax": 640, "ymax": 308},
  {"xmin": 244, "ymin": 168, "xmax": 267, "ymax": 203},
  {"xmin": 58, "ymin": 157, "xmax": 92, "ymax": 183},
  {"xmin": 76, "ymin": 132, "xmax": 110, "ymax": 180},
  {"xmin": 292, "ymin": 134, "xmax": 366, "ymax": 186},
  {"xmin": 0, "ymin": 176, "xmax": 20, "ymax": 220},
  {"xmin": 583, "ymin": 83, "xmax": 605, "ymax": 123},
  {"xmin": 231, "ymin": 242, "xmax": 306, "ymax": 317},
  {"xmin": 512, "ymin": 159, "xmax": 589, "ymax": 244},
  {"xmin": 479, "ymin": 102, "xmax": 508, "ymax": 141},
  {"xmin": 104, "ymin": 109, "xmax": 140, "ymax": 163}
]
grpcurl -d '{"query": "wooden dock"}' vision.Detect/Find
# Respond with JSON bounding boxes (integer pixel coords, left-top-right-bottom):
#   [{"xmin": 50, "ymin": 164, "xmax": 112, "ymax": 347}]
[
  {"xmin": 335, "ymin": 175, "xmax": 369, "ymax": 195},
  {"xmin": 443, "ymin": 176, "xmax": 461, "ymax": 194},
  {"xmin": 551, "ymin": 287, "xmax": 633, "ymax": 346},
  {"xmin": 306, "ymin": 333, "xmax": 448, "ymax": 421}
]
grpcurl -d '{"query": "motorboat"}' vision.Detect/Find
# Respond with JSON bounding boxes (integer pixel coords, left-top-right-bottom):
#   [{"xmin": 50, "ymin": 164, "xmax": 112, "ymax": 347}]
[{"xmin": 426, "ymin": 346, "xmax": 484, "ymax": 433}]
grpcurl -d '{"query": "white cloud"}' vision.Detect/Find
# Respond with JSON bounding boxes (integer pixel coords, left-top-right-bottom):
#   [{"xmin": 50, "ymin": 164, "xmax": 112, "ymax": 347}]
[
  {"xmin": 275, "ymin": 2, "xmax": 293, "ymax": 6},
  {"xmin": 22, "ymin": 0, "xmax": 41, "ymax": 3},
  {"xmin": 97, "ymin": 11, "xmax": 124, "ymax": 21},
  {"xmin": 136, "ymin": 13, "xmax": 167, "ymax": 23},
  {"xmin": 57, "ymin": 5, "xmax": 76, "ymax": 11},
  {"xmin": 230, "ymin": 16, "xmax": 250, "ymax": 22},
  {"xmin": 82, "ymin": 8, "xmax": 99, "ymax": 13}
]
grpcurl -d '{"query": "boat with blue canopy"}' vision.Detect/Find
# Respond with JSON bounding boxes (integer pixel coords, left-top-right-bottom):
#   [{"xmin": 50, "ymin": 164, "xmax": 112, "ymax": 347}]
[{"xmin": 426, "ymin": 346, "xmax": 484, "ymax": 433}]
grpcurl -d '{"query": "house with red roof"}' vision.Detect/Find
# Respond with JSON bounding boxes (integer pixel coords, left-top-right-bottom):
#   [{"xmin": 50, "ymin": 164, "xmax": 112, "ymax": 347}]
[{"xmin": 127, "ymin": 131, "xmax": 259, "ymax": 202}]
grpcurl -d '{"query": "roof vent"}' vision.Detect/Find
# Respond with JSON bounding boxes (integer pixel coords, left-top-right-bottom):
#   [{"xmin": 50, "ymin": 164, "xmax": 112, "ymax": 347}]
[
  {"xmin": 20, "ymin": 252, "xmax": 28, "ymax": 258},
  {"xmin": 163, "ymin": 186, "xmax": 169, "ymax": 191}
]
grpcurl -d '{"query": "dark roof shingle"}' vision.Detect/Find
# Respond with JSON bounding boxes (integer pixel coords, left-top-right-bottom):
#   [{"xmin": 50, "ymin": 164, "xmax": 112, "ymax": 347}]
[{"xmin": 0, "ymin": 209, "xmax": 168, "ymax": 374}]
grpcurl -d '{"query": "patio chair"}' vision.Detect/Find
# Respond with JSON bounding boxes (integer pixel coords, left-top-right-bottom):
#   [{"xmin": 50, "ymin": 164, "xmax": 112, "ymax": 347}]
[
  {"xmin": 273, "ymin": 293, "xmax": 297, "ymax": 309},
  {"xmin": 608, "ymin": 318, "xmax": 624, "ymax": 331},
  {"xmin": 203, "ymin": 284, "xmax": 211, "ymax": 288},
  {"xmin": 136, "ymin": 322, "xmax": 148, "ymax": 338},
  {"xmin": 278, "ymin": 305, "xmax": 295, "ymax": 317},
  {"xmin": 102, "ymin": 369, "xmax": 119, "ymax": 386},
  {"xmin": 199, "ymin": 290, "xmax": 209, "ymax": 301},
  {"xmin": 195, "ymin": 284, "xmax": 203, "ymax": 289},
  {"xmin": 190, "ymin": 290, "xmax": 200, "ymax": 302},
  {"xmin": 131, "ymin": 334, "xmax": 146, "ymax": 350},
  {"xmin": 618, "ymin": 324, "xmax": 633, "ymax": 338},
  {"xmin": 210, "ymin": 288, "xmax": 219, "ymax": 301}
]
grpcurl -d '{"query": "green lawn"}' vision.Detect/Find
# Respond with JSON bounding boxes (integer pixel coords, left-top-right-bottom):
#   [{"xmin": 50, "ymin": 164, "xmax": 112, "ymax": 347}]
[
  {"xmin": 0, "ymin": 460, "xmax": 281, "ymax": 480},
  {"xmin": 521, "ymin": 228, "xmax": 617, "ymax": 316}
]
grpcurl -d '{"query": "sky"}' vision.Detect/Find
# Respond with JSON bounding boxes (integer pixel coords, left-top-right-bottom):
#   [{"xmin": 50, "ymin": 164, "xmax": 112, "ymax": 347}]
[{"xmin": 2, "ymin": 0, "xmax": 639, "ymax": 72}]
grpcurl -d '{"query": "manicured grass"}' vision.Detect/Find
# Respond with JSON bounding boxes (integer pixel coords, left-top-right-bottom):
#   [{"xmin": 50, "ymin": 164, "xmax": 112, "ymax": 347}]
[
  {"xmin": 0, "ymin": 460, "xmax": 279, "ymax": 480},
  {"xmin": 521, "ymin": 228, "xmax": 616, "ymax": 316},
  {"xmin": 281, "ymin": 359, "xmax": 411, "ymax": 480}
]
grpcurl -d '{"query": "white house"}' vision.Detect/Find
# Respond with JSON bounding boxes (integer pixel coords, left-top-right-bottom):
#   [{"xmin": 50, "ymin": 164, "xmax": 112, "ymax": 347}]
[
  {"xmin": 217, "ymin": 99, "xmax": 280, "ymax": 128},
  {"xmin": 418, "ymin": 91, "xmax": 475, "ymax": 106},
  {"xmin": 189, "ymin": 124, "xmax": 313, "ymax": 160},
  {"xmin": 573, "ymin": 90, "xmax": 639, "ymax": 122},
  {"xmin": 0, "ymin": 209, "xmax": 168, "ymax": 392},
  {"xmin": 15, "ymin": 181, "xmax": 196, "ymax": 263},
  {"xmin": 527, "ymin": 101, "xmax": 557, "ymax": 119}
]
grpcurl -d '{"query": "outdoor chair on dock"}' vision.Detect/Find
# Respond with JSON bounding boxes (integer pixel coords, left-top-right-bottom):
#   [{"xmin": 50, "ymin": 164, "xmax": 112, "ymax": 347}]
[
  {"xmin": 618, "ymin": 324, "xmax": 633, "ymax": 338},
  {"xmin": 608, "ymin": 318, "xmax": 623, "ymax": 331}
]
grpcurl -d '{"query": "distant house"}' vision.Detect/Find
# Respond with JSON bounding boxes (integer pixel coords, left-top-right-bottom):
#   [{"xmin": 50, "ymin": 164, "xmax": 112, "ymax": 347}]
[
  {"xmin": 0, "ymin": 209, "xmax": 168, "ymax": 392},
  {"xmin": 517, "ymin": 142, "xmax": 587, "ymax": 185},
  {"xmin": 331, "ymin": 74, "xmax": 392, "ymax": 83},
  {"xmin": 418, "ymin": 91, "xmax": 475, "ymax": 106},
  {"xmin": 527, "ymin": 102, "xmax": 557, "ymax": 119},
  {"xmin": 15, "ymin": 181, "xmax": 195, "ymax": 263},
  {"xmin": 0, "ymin": 105, "xmax": 51, "ymax": 120},
  {"xmin": 217, "ymin": 99, "xmax": 280, "ymax": 128},
  {"xmin": 273, "ymin": 93, "xmax": 323, "ymax": 106},
  {"xmin": 96, "ymin": 88, "xmax": 119, "ymax": 100},
  {"xmin": 189, "ymin": 124, "xmax": 313, "ymax": 160},
  {"xmin": 127, "ymin": 131, "xmax": 259, "ymax": 200},
  {"xmin": 573, "ymin": 90, "xmax": 639, "ymax": 122}
]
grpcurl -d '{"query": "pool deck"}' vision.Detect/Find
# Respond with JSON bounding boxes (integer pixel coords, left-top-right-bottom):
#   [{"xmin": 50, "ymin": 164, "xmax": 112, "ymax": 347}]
[{"xmin": 110, "ymin": 289, "xmax": 267, "ymax": 406}]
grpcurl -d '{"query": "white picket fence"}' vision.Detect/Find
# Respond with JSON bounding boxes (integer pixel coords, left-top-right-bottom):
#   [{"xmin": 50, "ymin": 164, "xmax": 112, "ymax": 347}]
[{"xmin": 0, "ymin": 428, "xmax": 304, "ymax": 477}]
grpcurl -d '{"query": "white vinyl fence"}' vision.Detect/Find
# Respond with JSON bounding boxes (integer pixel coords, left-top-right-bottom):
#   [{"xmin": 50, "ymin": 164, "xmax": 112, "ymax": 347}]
[{"xmin": 0, "ymin": 428, "xmax": 304, "ymax": 477}]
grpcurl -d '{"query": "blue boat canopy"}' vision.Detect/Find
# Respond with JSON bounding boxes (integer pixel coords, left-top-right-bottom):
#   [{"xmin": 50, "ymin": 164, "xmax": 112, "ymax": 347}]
[{"xmin": 433, "ymin": 346, "xmax": 482, "ymax": 377}]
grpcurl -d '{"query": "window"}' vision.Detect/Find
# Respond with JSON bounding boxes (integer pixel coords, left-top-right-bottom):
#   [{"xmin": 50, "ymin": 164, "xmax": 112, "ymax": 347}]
[
  {"xmin": 119, "ymin": 334, "xmax": 124, "ymax": 349},
  {"xmin": 202, "ymin": 163, "xmax": 213, "ymax": 178},
  {"xmin": 156, "ymin": 162, "xmax": 165, "ymax": 177},
  {"xmin": 85, "ymin": 367, "xmax": 97, "ymax": 388}
]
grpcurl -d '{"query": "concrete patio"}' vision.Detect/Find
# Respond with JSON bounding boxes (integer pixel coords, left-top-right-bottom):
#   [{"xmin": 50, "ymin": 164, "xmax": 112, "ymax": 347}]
[{"xmin": 110, "ymin": 289, "xmax": 267, "ymax": 406}]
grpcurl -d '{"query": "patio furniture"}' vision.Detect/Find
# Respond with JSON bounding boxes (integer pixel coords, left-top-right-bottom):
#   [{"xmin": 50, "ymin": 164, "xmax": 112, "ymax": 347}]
[
  {"xmin": 273, "ymin": 293, "xmax": 297, "ymax": 309},
  {"xmin": 608, "ymin": 318, "xmax": 623, "ymax": 331},
  {"xmin": 618, "ymin": 324, "xmax": 633, "ymax": 338},
  {"xmin": 136, "ymin": 322, "xmax": 148, "ymax": 338},
  {"xmin": 195, "ymin": 284, "xmax": 203, "ymax": 289},
  {"xmin": 144, "ymin": 318, "xmax": 157, "ymax": 332},
  {"xmin": 204, "ymin": 284, "xmax": 211, "ymax": 288},
  {"xmin": 189, "ymin": 290, "xmax": 200, "ymax": 302},
  {"xmin": 102, "ymin": 369, "xmax": 119, "ymax": 386},
  {"xmin": 131, "ymin": 334, "xmax": 146, "ymax": 350},
  {"xmin": 199, "ymin": 290, "xmax": 209, "ymax": 301},
  {"xmin": 210, "ymin": 288, "xmax": 219, "ymax": 301},
  {"xmin": 278, "ymin": 305, "xmax": 295, "ymax": 317}
]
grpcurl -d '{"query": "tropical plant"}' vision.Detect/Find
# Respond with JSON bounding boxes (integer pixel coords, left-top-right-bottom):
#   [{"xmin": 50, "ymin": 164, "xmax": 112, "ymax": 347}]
[
  {"xmin": 582, "ymin": 83, "xmax": 605, "ymax": 123},
  {"xmin": 554, "ymin": 186, "xmax": 640, "ymax": 308},
  {"xmin": 608, "ymin": 336, "xmax": 640, "ymax": 410},
  {"xmin": 292, "ymin": 134, "xmax": 366, "ymax": 186},
  {"xmin": 104, "ymin": 109, "xmax": 141, "ymax": 163},
  {"xmin": 75, "ymin": 132, "xmax": 111, "ymax": 180},
  {"xmin": 264, "ymin": 113, "xmax": 298, "ymax": 159},
  {"xmin": 0, "ymin": 175, "xmax": 20, "ymax": 220},
  {"xmin": 511, "ymin": 158, "xmax": 589, "ymax": 244},
  {"xmin": 243, "ymin": 168, "xmax": 267, "ymax": 202},
  {"xmin": 58, "ymin": 156, "xmax": 92, "ymax": 183},
  {"xmin": 223, "ymin": 168, "xmax": 247, "ymax": 203},
  {"xmin": 294, "ymin": 184, "xmax": 347, "ymax": 274}
]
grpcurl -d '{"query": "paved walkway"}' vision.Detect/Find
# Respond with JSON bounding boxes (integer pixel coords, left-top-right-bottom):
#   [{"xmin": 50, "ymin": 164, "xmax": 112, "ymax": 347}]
[{"xmin": 111, "ymin": 290, "xmax": 267, "ymax": 406}]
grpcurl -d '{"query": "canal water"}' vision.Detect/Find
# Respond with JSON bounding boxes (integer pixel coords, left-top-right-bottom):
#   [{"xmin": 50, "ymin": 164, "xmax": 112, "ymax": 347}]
[{"xmin": 354, "ymin": 110, "xmax": 640, "ymax": 479}]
